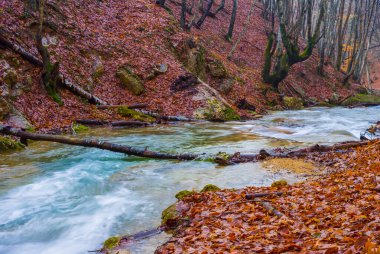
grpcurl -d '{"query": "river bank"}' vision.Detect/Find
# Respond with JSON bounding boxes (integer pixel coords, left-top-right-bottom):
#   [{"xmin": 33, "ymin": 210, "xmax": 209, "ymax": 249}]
[
  {"xmin": 155, "ymin": 140, "xmax": 380, "ymax": 253},
  {"xmin": 0, "ymin": 107, "xmax": 379, "ymax": 254}
]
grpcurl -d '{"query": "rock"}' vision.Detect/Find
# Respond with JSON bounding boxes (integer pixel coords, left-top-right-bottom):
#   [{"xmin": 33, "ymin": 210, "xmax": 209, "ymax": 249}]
[
  {"xmin": 329, "ymin": 93, "xmax": 340, "ymax": 104},
  {"xmin": 7, "ymin": 107, "xmax": 33, "ymax": 130},
  {"xmin": 237, "ymin": 98, "xmax": 256, "ymax": 111},
  {"xmin": 271, "ymin": 105, "xmax": 284, "ymax": 111},
  {"xmin": 102, "ymin": 236, "xmax": 121, "ymax": 253},
  {"xmin": 41, "ymin": 35, "xmax": 59, "ymax": 47},
  {"xmin": 218, "ymin": 78, "xmax": 234, "ymax": 94},
  {"xmin": 175, "ymin": 190, "xmax": 195, "ymax": 200},
  {"xmin": 341, "ymin": 94, "xmax": 380, "ymax": 106},
  {"xmin": 161, "ymin": 204, "xmax": 178, "ymax": 226},
  {"xmin": 283, "ymin": 96, "xmax": 304, "ymax": 110},
  {"xmin": 92, "ymin": 56, "xmax": 104, "ymax": 81},
  {"xmin": 201, "ymin": 184, "xmax": 221, "ymax": 192},
  {"xmin": 207, "ymin": 58, "xmax": 228, "ymax": 78},
  {"xmin": 174, "ymin": 38, "xmax": 207, "ymax": 80},
  {"xmin": 117, "ymin": 107, "xmax": 155, "ymax": 122},
  {"xmin": 4, "ymin": 70, "xmax": 18, "ymax": 87},
  {"xmin": 271, "ymin": 179, "xmax": 288, "ymax": 188},
  {"xmin": 196, "ymin": 99, "xmax": 240, "ymax": 121},
  {"xmin": 0, "ymin": 98, "xmax": 10, "ymax": 120},
  {"xmin": 170, "ymin": 74, "xmax": 199, "ymax": 92},
  {"xmin": 116, "ymin": 67, "xmax": 145, "ymax": 95},
  {"xmin": 0, "ymin": 136, "xmax": 25, "ymax": 152}
]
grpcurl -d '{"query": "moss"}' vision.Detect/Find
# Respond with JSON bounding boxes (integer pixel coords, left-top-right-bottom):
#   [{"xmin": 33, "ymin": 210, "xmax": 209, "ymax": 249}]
[
  {"xmin": 175, "ymin": 190, "xmax": 195, "ymax": 200},
  {"xmin": 4, "ymin": 71, "xmax": 18, "ymax": 86},
  {"xmin": 283, "ymin": 96, "xmax": 304, "ymax": 110},
  {"xmin": 72, "ymin": 123, "xmax": 89, "ymax": 133},
  {"xmin": 117, "ymin": 107, "xmax": 155, "ymax": 122},
  {"xmin": 202, "ymin": 99, "xmax": 240, "ymax": 121},
  {"xmin": 116, "ymin": 67, "xmax": 145, "ymax": 96},
  {"xmin": 161, "ymin": 204, "xmax": 177, "ymax": 225},
  {"xmin": 102, "ymin": 236, "xmax": 121, "ymax": 250},
  {"xmin": 201, "ymin": 184, "xmax": 221, "ymax": 192},
  {"xmin": 223, "ymin": 106, "xmax": 240, "ymax": 121},
  {"xmin": 207, "ymin": 58, "xmax": 228, "ymax": 78},
  {"xmin": 271, "ymin": 179, "xmax": 288, "ymax": 188},
  {"xmin": 0, "ymin": 136, "xmax": 25, "ymax": 152},
  {"xmin": 341, "ymin": 94, "xmax": 380, "ymax": 106}
]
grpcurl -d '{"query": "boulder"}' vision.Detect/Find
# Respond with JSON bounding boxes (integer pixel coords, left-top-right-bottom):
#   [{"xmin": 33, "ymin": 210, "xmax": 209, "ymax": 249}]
[
  {"xmin": 116, "ymin": 67, "xmax": 145, "ymax": 96},
  {"xmin": 283, "ymin": 96, "xmax": 304, "ymax": 110},
  {"xmin": 207, "ymin": 58, "xmax": 228, "ymax": 78},
  {"xmin": 0, "ymin": 98, "xmax": 10, "ymax": 120},
  {"xmin": 92, "ymin": 56, "xmax": 104, "ymax": 81}
]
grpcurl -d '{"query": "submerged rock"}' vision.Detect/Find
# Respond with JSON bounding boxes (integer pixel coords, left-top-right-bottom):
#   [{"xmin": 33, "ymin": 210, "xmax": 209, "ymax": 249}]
[{"xmin": 116, "ymin": 67, "xmax": 145, "ymax": 96}]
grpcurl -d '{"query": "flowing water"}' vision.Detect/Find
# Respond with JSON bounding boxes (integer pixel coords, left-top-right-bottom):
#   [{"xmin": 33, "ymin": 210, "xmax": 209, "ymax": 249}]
[{"xmin": 0, "ymin": 106, "xmax": 379, "ymax": 254}]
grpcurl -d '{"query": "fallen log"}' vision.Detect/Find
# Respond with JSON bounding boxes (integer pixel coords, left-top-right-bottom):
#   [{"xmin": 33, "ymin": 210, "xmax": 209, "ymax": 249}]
[
  {"xmin": 254, "ymin": 197, "xmax": 284, "ymax": 217},
  {"xmin": 75, "ymin": 119, "xmax": 109, "ymax": 125},
  {"xmin": 0, "ymin": 125, "xmax": 199, "ymax": 160},
  {"xmin": 0, "ymin": 32, "xmax": 43, "ymax": 67},
  {"xmin": 138, "ymin": 110, "xmax": 195, "ymax": 122},
  {"xmin": 59, "ymin": 77, "xmax": 107, "ymax": 105},
  {"xmin": 97, "ymin": 104, "xmax": 148, "ymax": 110},
  {"xmin": 111, "ymin": 121, "xmax": 148, "ymax": 127},
  {"xmin": 0, "ymin": 33, "xmax": 107, "ymax": 105},
  {"xmin": 245, "ymin": 192, "xmax": 283, "ymax": 199},
  {"xmin": 75, "ymin": 119, "xmax": 149, "ymax": 127},
  {"xmin": 227, "ymin": 140, "xmax": 371, "ymax": 164}
]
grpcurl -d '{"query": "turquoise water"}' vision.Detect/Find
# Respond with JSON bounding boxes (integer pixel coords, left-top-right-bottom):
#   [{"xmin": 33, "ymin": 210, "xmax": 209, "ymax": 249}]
[{"xmin": 0, "ymin": 106, "xmax": 379, "ymax": 253}]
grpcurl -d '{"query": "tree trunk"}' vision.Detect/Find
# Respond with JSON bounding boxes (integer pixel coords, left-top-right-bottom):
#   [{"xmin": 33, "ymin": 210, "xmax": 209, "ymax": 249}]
[{"xmin": 226, "ymin": 0, "xmax": 238, "ymax": 41}]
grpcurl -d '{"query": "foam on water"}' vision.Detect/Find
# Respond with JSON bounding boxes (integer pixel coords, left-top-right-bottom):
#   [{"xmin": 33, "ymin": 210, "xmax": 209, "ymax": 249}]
[{"xmin": 0, "ymin": 106, "xmax": 379, "ymax": 253}]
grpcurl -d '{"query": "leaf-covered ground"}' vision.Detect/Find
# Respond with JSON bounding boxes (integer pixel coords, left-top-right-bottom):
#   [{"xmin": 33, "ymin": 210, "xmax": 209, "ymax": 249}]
[
  {"xmin": 1, "ymin": 0, "xmax": 351, "ymax": 131},
  {"xmin": 156, "ymin": 141, "xmax": 380, "ymax": 253}
]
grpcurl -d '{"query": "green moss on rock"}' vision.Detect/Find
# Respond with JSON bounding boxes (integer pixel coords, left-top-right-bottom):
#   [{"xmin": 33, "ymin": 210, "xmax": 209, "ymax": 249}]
[
  {"xmin": 341, "ymin": 94, "xmax": 380, "ymax": 106},
  {"xmin": 117, "ymin": 107, "xmax": 155, "ymax": 122},
  {"xmin": 283, "ymin": 96, "xmax": 304, "ymax": 110},
  {"xmin": 72, "ymin": 123, "xmax": 89, "ymax": 133},
  {"xmin": 201, "ymin": 99, "xmax": 240, "ymax": 121},
  {"xmin": 175, "ymin": 190, "xmax": 195, "ymax": 200},
  {"xmin": 161, "ymin": 204, "xmax": 177, "ymax": 225},
  {"xmin": 207, "ymin": 58, "xmax": 228, "ymax": 78},
  {"xmin": 201, "ymin": 184, "xmax": 221, "ymax": 192},
  {"xmin": 271, "ymin": 179, "xmax": 288, "ymax": 188},
  {"xmin": 0, "ymin": 136, "xmax": 25, "ymax": 152},
  {"xmin": 102, "ymin": 236, "xmax": 121, "ymax": 251},
  {"xmin": 116, "ymin": 67, "xmax": 145, "ymax": 95}
]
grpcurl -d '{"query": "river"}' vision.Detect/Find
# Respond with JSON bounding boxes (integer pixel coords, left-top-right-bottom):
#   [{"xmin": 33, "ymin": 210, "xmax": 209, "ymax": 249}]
[{"xmin": 0, "ymin": 106, "xmax": 379, "ymax": 254}]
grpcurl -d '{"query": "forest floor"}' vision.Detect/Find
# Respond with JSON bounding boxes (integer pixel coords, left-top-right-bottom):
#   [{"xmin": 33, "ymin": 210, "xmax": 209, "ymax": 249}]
[
  {"xmin": 1, "ymin": 0, "xmax": 352, "ymax": 132},
  {"xmin": 156, "ymin": 140, "xmax": 380, "ymax": 253}
]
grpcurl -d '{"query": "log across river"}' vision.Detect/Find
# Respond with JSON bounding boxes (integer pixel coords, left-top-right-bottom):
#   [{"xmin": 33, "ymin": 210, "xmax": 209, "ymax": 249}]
[{"xmin": 0, "ymin": 106, "xmax": 379, "ymax": 254}]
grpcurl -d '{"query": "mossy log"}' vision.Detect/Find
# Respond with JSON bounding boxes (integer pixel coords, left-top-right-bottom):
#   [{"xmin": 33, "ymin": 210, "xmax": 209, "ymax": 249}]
[{"xmin": 0, "ymin": 125, "xmax": 199, "ymax": 160}]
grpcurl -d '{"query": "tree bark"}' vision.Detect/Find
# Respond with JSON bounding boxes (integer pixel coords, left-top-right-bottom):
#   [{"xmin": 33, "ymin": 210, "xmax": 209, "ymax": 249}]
[{"xmin": 226, "ymin": 0, "xmax": 238, "ymax": 40}]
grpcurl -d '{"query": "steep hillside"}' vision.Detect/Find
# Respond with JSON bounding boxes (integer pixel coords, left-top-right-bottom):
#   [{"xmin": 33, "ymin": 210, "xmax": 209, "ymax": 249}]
[{"xmin": 0, "ymin": 0, "xmax": 350, "ymax": 131}]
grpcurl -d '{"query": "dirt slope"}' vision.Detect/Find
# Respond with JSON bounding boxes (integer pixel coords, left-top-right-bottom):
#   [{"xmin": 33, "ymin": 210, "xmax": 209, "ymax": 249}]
[{"xmin": 0, "ymin": 0, "xmax": 350, "ymax": 131}]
